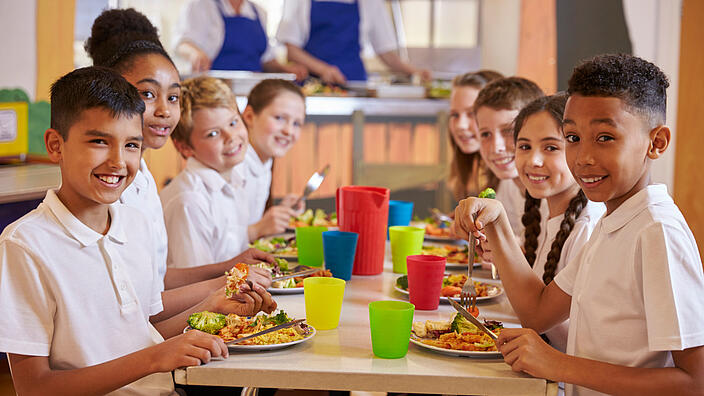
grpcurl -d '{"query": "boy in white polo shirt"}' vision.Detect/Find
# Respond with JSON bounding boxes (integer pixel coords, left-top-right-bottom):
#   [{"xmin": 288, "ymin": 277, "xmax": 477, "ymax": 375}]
[
  {"xmin": 454, "ymin": 54, "xmax": 704, "ymax": 395},
  {"xmin": 161, "ymin": 76, "xmax": 251, "ymax": 268},
  {"xmin": 0, "ymin": 67, "xmax": 240, "ymax": 395}
]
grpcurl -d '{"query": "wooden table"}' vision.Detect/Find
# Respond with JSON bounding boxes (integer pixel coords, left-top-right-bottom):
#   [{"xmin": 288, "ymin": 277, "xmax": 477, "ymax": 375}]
[{"xmin": 175, "ymin": 250, "xmax": 557, "ymax": 396}]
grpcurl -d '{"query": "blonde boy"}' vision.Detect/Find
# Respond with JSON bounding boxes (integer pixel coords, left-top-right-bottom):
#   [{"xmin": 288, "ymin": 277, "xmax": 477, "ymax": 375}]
[{"xmin": 161, "ymin": 76, "xmax": 251, "ymax": 268}]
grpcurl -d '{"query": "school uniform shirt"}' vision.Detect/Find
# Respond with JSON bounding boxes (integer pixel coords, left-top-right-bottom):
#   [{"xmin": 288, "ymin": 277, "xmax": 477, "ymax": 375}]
[
  {"xmin": 234, "ymin": 146, "xmax": 272, "ymax": 225},
  {"xmin": 160, "ymin": 157, "xmax": 250, "ymax": 268},
  {"xmin": 120, "ymin": 158, "xmax": 167, "ymax": 292},
  {"xmin": 0, "ymin": 190, "xmax": 174, "ymax": 395},
  {"xmin": 173, "ymin": 0, "xmax": 276, "ymax": 69},
  {"xmin": 276, "ymin": 0, "xmax": 398, "ymax": 75},
  {"xmin": 553, "ymin": 184, "xmax": 704, "ymax": 396},
  {"xmin": 532, "ymin": 200, "xmax": 605, "ymax": 353},
  {"xmin": 495, "ymin": 178, "xmax": 548, "ymax": 241}
]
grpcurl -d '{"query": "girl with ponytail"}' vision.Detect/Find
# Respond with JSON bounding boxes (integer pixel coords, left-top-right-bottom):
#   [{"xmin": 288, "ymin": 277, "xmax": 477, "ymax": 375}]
[{"xmin": 514, "ymin": 93, "xmax": 605, "ymax": 352}]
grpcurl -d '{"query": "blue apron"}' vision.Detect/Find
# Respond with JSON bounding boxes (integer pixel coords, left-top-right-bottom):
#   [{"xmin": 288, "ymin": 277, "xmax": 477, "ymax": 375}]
[
  {"xmin": 211, "ymin": 0, "xmax": 267, "ymax": 71},
  {"xmin": 303, "ymin": 0, "xmax": 366, "ymax": 81}
]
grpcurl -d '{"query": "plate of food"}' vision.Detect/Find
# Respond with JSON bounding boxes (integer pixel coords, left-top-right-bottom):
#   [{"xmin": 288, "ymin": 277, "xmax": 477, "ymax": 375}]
[
  {"xmin": 394, "ymin": 274, "xmax": 503, "ymax": 302},
  {"xmin": 253, "ymin": 258, "xmax": 333, "ymax": 294},
  {"xmin": 410, "ymin": 314, "xmax": 507, "ymax": 358},
  {"xmin": 288, "ymin": 209, "xmax": 337, "ymax": 230},
  {"xmin": 420, "ymin": 244, "xmax": 480, "ymax": 269},
  {"xmin": 251, "ymin": 234, "xmax": 298, "ymax": 260},
  {"xmin": 411, "ymin": 216, "xmax": 463, "ymax": 243},
  {"xmin": 186, "ymin": 310, "xmax": 315, "ymax": 351}
]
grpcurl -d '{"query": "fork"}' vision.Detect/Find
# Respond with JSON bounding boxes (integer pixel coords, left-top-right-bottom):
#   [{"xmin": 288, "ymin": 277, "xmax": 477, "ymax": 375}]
[
  {"xmin": 460, "ymin": 216, "xmax": 478, "ymax": 311},
  {"xmin": 430, "ymin": 208, "xmax": 453, "ymax": 224}
]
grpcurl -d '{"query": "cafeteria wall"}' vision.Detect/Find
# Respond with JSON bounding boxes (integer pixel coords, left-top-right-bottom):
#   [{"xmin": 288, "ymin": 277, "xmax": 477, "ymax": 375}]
[{"xmin": 0, "ymin": 1, "xmax": 37, "ymax": 100}]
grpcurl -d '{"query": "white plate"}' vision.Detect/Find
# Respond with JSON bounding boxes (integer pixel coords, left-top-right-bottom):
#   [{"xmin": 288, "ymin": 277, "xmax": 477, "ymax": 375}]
[
  {"xmin": 393, "ymin": 277, "xmax": 503, "ymax": 303},
  {"xmin": 267, "ymin": 286, "xmax": 304, "ymax": 295},
  {"xmin": 227, "ymin": 326, "xmax": 316, "ymax": 352},
  {"xmin": 409, "ymin": 336, "xmax": 502, "ymax": 358}
]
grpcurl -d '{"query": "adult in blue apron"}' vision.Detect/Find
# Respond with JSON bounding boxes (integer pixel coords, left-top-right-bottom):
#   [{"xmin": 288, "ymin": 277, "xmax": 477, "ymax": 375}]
[
  {"xmin": 302, "ymin": 0, "xmax": 366, "ymax": 81},
  {"xmin": 210, "ymin": 0, "xmax": 267, "ymax": 71}
]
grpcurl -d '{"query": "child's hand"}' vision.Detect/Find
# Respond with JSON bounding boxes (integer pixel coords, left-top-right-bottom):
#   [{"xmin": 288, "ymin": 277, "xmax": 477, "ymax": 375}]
[
  {"xmin": 279, "ymin": 193, "xmax": 305, "ymax": 215},
  {"xmin": 211, "ymin": 282, "xmax": 277, "ymax": 316},
  {"xmin": 497, "ymin": 328, "xmax": 566, "ymax": 381},
  {"xmin": 255, "ymin": 206, "xmax": 297, "ymax": 238},
  {"xmin": 149, "ymin": 330, "xmax": 227, "ymax": 372},
  {"xmin": 452, "ymin": 197, "xmax": 505, "ymax": 240},
  {"xmin": 231, "ymin": 248, "xmax": 275, "ymax": 265},
  {"xmin": 248, "ymin": 265, "xmax": 273, "ymax": 288}
]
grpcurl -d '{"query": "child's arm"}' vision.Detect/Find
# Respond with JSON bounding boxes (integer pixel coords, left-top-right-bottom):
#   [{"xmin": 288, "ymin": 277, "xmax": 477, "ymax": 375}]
[
  {"xmin": 163, "ymin": 248, "xmax": 274, "ymax": 289},
  {"xmin": 151, "ymin": 281, "xmax": 277, "ymax": 339},
  {"xmin": 453, "ymin": 197, "xmax": 571, "ymax": 332},
  {"xmin": 248, "ymin": 206, "xmax": 298, "ymax": 241},
  {"xmin": 498, "ymin": 328, "xmax": 704, "ymax": 396},
  {"xmin": 8, "ymin": 330, "xmax": 227, "ymax": 396}
]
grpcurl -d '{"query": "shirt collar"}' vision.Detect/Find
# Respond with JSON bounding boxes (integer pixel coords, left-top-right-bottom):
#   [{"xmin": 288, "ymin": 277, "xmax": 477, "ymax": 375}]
[
  {"xmin": 245, "ymin": 146, "xmax": 272, "ymax": 177},
  {"xmin": 130, "ymin": 159, "xmax": 150, "ymax": 193},
  {"xmin": 44, "ymin": 189, "xmax": 127, "ymax": 247},
  {"xmin": 601, "ymin": 184, "xmax": 671, "ymax": 234},
  {"xmin": 186, "ymin": 157, "xmax": 235, "ymax": 196}
]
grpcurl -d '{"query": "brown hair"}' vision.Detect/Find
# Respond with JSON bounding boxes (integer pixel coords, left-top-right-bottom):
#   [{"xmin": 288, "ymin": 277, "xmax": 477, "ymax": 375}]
[
  {"xmin": 246, "ymin": 79, "xmax": 305, "ymax": 114},
  {"xmin": 448, "ymin": 70, "xmax": 504, "ymax": 200},
  {"xmin": 172, "ymin": 77, "xmax": 238, "ymax": 144},
  {"xmin": 473, "ymin": 77, "xmax": 544, "ymax": 113},
  {"xmin": 515, "ymin": 93, "xmax": 587, "ymax": 284}
]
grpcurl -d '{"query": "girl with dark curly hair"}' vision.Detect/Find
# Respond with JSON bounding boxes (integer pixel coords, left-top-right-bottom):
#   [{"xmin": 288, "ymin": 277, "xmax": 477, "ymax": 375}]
[{"xmin": 514, "ymin": 93, "xmax": 605, "ymax": 352}]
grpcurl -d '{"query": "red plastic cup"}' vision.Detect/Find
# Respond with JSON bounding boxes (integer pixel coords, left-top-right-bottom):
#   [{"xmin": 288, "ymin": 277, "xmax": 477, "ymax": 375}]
[
  {"xmin": 336, "ymin": 186, "xmax": 389, "ymax": 275},
  {"xmin": 406, "ymin": 255, "xmax": 446, "ymax": 310}
]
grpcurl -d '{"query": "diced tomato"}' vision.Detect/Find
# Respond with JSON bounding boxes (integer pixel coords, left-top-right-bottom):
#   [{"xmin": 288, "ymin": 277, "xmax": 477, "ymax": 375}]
[
  {"xmin": 469, "ymin": 305, "xmax": 479, "ymax": 317},
  {"xmin": 441, "ymin": 285, "xmax": 462, "ymax": 297},
  {"xmin": 235, "ymin": 262, "xmax": 249, "ymax": 276}
]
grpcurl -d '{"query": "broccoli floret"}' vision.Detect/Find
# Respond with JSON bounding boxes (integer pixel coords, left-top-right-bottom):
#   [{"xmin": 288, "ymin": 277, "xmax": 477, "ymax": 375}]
[
  {"xmin": 298, "ymin": 209, "xmax": 314, "ymax": 224},
  {"xmin": 396, "ymin": 275, "xmax": 408, "ymax": 290},
  {"xmin": 188, "ymin": 311, "xmax": 227, "ymax": 335},
  {"xmin": 478, "ymin": 188, "xmax": 496, "ymax": 199},
  {"xmin": 274, "ymin": 257, "xmax": 289, "ymax": 271},
  {"xmin": 264, "ymin": 311, "xmax": 291, "ymax": 326},
  {"xmin": 450, "ymin": 313, "xmax": 478, "ymax": 334}
]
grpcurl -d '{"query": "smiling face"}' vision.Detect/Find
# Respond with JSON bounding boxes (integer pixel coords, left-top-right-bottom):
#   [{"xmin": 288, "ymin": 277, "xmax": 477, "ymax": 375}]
[
  {"xmin": 449, "ymin": 86, "xmax": 481, "ymax": 154},
  {"xmin": 475, "ymin": 106, "xmax": 520, "ymax": 179},
  {"xmin": 562, "ymin": 94, "xmax": 653, "ymax": 214},
  {"xmin": 50, "ymin": 107, "xmax": 143, "ymax": 210},
  {"xmin": 121, "ymin": 54, "xmax": 181, "ymax": 150},
  {"xmin": 516, "ymin": 111, "xmax": 579, "ymax": 215},
  {"xmin": 180, "ymin": 106, "xmax": 248, "ymax": 173},
  {"xmin": 245, "ymin": 91, "xmax": 305, "ymax": 162}
]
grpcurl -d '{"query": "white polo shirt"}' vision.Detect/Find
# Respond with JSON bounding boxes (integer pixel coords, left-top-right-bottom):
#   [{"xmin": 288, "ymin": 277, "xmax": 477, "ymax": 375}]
[
  {"xmin": 276, "ymin": 0, "xmax": 399, "ymax": 56},
  {"xmin": 234, "ymin": 146, "xmax": 272, "ymax": 225},
  {"xmin": 172, "ymin": 0, "xmax": 276, "ymax": 65},
  {"xmin": 0, "ymin": 190, "xmax": 173, "ymax": 395},
  {"xmin": 495, "ymin": 178, "xmax": 548, "ymax": 240},
  {"xmin": 554, "ymin": 184, "xmax": 704, "ymax": 396},
  {"xmin": 120, "ymin": 158, "xmax": 167, "ymax": 291},
  {"xmin": 160, "ymin": 157, "xmax": 250, "ymax": 268},
  {"xmin": 532, "ymin": 200, "xmax": 605, "ymax": 353}
]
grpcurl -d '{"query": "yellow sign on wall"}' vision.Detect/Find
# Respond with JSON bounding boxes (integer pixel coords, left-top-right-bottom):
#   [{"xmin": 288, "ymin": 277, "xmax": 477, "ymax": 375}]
[{"xmin": 0, "ymin": 102, "xmax": 29, "ymax": 160}]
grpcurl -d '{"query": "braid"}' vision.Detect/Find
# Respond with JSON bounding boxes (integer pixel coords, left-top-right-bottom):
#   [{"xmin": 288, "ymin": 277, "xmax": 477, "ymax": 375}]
[
  {"xmin": 542, "ymin": 190, "xmax": 587, "ymax": 284},
  {"xmin": 522, "ymin": 192, "xmax": 542, "ymax": 267}
]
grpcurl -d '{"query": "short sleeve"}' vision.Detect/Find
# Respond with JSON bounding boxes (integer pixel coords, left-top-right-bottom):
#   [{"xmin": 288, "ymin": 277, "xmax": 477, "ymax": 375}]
[
  {"xmin": 276, "ymin": 0, "xmax": 310, "ymax": 47},
  {"xmin": 553, "ymin": 244, "xmax": 586, "ymax": 297},
  {"xmin": 639, "ymin": 222, "xmax": 704, "ymax": 351},
  {"xmin": 0, "ymin": 240, "xmax": 55, "ymax": 356},
  {"xmin": 172, "ymin": 0, "xmax": 225, "ymax": 60},
  {"xmin": 363, "ymin": 0, "xmax": 398, "ymax": 54},
  {"xmin": 163, "ymin": 193, "xmax": 216, "ymax": 268}
]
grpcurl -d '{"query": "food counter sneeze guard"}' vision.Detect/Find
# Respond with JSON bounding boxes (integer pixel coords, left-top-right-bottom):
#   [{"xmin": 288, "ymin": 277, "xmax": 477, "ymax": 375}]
[{"xmin": 235, "ymin": 96, "xmax": 449, "ymax": 117}]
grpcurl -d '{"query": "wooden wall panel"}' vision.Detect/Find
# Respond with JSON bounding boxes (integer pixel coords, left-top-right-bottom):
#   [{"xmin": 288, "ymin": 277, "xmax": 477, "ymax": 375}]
[
  {"xmin": 388, "ymin": 123, "xmax": 412, "ymax": 163},
  {"xmin": 674, "ymin": 0, "xmax": 704, "ymax": 257},
  {"xmin": 517, "ymin": 0, "xmax": 557, "ymax": 94},
  {"xmin": 412, "ymin": 124, "xmax": 439, "ymax": 165},
  {"xmin": 315, "ymin": 124, "xmax": 341, "ymax": 198},
  {"xmin": 35, "ymin": 0, "xmax": 75, "ymax": 101},
  {"xmin": 363, "ymin": 123, "xmax": 387, "ymax": 163}
]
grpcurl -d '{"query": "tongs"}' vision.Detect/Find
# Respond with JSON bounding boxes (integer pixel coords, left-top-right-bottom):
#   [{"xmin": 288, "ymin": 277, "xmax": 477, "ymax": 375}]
[
  {"xmin": 226, "ymin": 319, "xmax": 306, "ymax": 345},
  {"xmin": 293, "ymin": 164, "xmax": 330, "ymax": 208}
]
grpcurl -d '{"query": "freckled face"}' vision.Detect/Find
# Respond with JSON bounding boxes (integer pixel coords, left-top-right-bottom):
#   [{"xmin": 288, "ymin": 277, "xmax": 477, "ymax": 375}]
[{"xmin": 181, "ymin": 107, "xmax": 248, "ymax": 173}]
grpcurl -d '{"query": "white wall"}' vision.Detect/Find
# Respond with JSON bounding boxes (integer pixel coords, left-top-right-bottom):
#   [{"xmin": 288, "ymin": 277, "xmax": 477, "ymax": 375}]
[
  {"xmin": 0, "ymin": 0, "xmax": 37, "ymax": 100},
  {"xmin": 479, "ymin": 0, "xmax": 520, "ymax": 76}
]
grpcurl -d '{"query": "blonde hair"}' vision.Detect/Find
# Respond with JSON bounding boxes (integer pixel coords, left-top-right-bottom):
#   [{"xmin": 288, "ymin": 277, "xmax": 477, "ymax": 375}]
[{"xmin": 172, "ymin": 76, "xmax": 238, "ymax": 144}]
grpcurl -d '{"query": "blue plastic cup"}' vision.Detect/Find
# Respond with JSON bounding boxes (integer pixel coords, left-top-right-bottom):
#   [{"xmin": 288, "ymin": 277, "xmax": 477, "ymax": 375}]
[
  {"xmin": 322, "ymin": 231, "xmax": 359, "ymax": 281},
  {"xmin": 388, "ymin": 200, "xmax": 414, "ymax": 239}
]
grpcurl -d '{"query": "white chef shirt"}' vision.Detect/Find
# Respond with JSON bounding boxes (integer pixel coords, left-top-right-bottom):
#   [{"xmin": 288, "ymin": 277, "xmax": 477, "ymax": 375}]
[
  {"xmin": 495, "ymin": 178, "xmax": 548, "ymax": 240},
  {"xmin": 532, "ymin": 200, "xmax": 605, "ymax": 353},
  {"xmin": 160, "ymin": 157, "xmax": 250, "ymax": 268},
  {"xmin": 553, "ymin": 184, "xmax": 704, "ymax": 396},
  {"xmin": 173, "ymin": 0, "xmax": 276, "ymax": 65},
  {"xmin": 0, "ymin": 190, "xmax": 174, "ymax": 395},
  {"xmin": 120, "ymin": 158, "xmax": 167, "ymax": 292},
  {"xmin": 276, "ymin": 0, "xmax": 399, "ymax": 57},
  {"xmin": 234, "ymin": 146, "xmax": 272, "ymax": 225}
]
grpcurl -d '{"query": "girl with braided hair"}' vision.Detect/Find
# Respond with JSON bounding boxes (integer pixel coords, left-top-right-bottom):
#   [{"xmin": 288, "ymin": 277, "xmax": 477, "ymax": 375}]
[{"xmin": 514, "ymin": 93, "xmax": 605, "ymax": 352}]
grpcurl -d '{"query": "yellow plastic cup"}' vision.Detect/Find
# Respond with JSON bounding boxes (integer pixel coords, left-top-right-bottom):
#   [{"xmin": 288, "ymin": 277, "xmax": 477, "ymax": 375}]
[
  {"xmin": 303, "ymin": 277, "xmax": 346, "ymax": 330},
  {"xmin": 389, "ymin": 226, "xmax": 425, "ymax": 274}
]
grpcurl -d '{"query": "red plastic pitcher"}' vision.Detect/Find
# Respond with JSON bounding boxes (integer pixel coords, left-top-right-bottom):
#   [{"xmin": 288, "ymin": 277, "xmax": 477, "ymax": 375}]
[{"xmin": 336, "ymin": 186, "xmax": 390, "ymax": 275}]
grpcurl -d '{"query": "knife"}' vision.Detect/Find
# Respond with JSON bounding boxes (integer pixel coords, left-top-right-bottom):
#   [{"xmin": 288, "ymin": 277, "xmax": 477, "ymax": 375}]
[
  {"xmin": 272, "ymin": 268, "xmax": 318, "ymax": 282},
  {"xmin": 226, "ymin": 318, "xmax": 306, "ymax": 345},
  {"xmin": 448, "ymin": 298, "xmax": 498, "ymax": 341}
]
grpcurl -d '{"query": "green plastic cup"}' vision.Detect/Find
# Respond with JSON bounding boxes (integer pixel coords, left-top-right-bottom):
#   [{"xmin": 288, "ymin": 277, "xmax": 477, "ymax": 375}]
[
  {"xmin": 296, "ymin": 226, "xmax": 327, "ymax": 267},
  {"xmin": 368, "ymin": 300, "xmax": 415, "ymax": 358},
  {"xmin": 304, "ymin": 277, "xmax": 346, "ymax": 330},
  {"xmin": 389, "ymin": 226, "xmax": 425, "ymax": 273}
]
